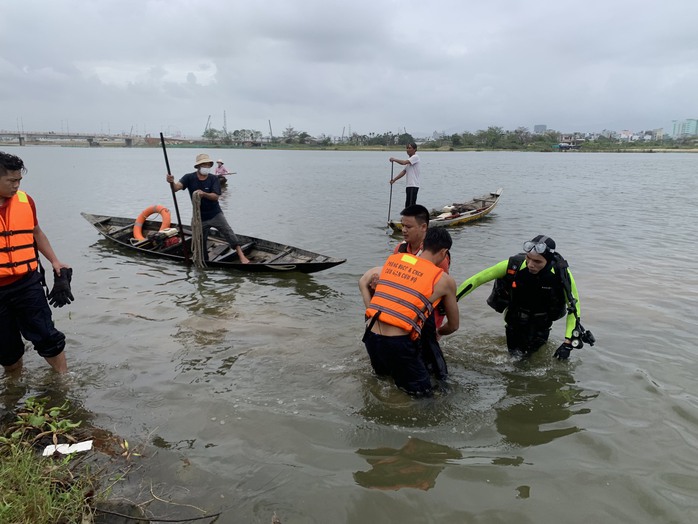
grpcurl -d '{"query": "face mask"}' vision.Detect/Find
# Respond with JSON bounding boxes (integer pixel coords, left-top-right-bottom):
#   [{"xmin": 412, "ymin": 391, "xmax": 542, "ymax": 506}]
[{"xmin": 199, "ymin": 167, "xmax": 211, "ymax": 175}]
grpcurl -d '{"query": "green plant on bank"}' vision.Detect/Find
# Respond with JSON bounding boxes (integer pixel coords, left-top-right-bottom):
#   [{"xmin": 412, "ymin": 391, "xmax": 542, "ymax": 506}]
[
  {"xmin": 0, "ymin": 443, "xmax": 94, "ymax": 524},
  {"xmin": 0, "ymin": 397, "xmax": 95, "ymax": 524},
  {"xmin": 0, "ymin": 396, "xmax": 81, "ymax": 447}
]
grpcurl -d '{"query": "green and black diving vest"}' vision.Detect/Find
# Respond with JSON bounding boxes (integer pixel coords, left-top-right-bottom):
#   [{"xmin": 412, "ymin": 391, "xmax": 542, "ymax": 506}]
[{"xmin": 486, "ymin": 253, "xmax": 567, "ymax": 322}]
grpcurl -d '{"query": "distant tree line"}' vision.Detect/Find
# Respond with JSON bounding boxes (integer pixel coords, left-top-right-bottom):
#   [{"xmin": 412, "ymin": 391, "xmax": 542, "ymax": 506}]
[
  {"xmin": 432, "ymin": 127, "xmax": 560, "ymax": 150},
  {"xmin": 278, "ymin": 127, "xmax": 418, "ymax": 147},
  {"xmin": 202, "ymin": 125, "xmax": 694, "ymax": 151},
  {"xmin": 202, "ymin": 128, "xmax": 263, "ymax": 145},
  {"xmin": 202, "ymin": 125, "xmax": 417, "ymax": 147}
]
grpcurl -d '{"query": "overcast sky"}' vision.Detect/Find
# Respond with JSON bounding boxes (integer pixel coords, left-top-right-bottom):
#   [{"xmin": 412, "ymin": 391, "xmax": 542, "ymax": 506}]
[{"xmin": 2, "ymin": 0, "xmax": 696, "ymax": 138}]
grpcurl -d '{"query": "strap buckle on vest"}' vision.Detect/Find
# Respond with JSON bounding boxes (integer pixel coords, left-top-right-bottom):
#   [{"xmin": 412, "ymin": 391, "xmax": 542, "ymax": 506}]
[
  {"xmin": 0, "ymin": 242, "xmax": 35, "ymax": 252},
  {"xmin": 0, "ymin": 256, "xmax": 39, "ymax": 268},
  {"xmin": 0, "ymin": 228, "xmax": 34, "ymax": 237}
]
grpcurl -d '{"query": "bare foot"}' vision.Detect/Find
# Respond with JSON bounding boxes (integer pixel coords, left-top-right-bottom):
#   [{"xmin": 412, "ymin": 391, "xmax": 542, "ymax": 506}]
[{"xmin": 235, "ymin": 246, "xmax": 251, "ymax": 264}]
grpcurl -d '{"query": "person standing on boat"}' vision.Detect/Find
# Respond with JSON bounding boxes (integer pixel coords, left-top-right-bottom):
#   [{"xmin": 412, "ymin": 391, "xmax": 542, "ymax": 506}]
[
  {"xmin": 0, "ymin": 151, "xmax": 73, "ymax": 374},
  {"xmin": 359, "ymin": 227, "xmax": 460, "ymax": 396},
  {"xmin": 215, "ymin": 159, "xmax": 229, "ymax": 177},
  {"xmin": 456, "ymin": 235, "xmax": 592, "ymax": 360},
  {"xmin": 389, "ymin": 142, "xmax": 421, "ymax": 207},
  {"xmin": 215, "ymin": 159, "xmax": 230, "ymax": 186},
  {"xmin": 166, "ymin": 153, "xmax": 250, "ymax": 264}
]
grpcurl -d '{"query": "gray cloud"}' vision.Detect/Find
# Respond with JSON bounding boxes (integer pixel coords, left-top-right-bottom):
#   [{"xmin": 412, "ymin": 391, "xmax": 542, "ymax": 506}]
[{"xmin": 2, "ymin": 0, "xmax": 696, "ymax": 137}]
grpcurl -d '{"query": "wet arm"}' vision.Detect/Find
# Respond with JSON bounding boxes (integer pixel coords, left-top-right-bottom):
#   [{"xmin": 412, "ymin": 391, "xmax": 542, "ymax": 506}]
[
  {"xmin": 456, "ymin": 260, "xmax": 508, "ymax": 301},
  {"xmin": 201, "ymin": 191, "xmax": 219, "ymax": 202},
  {"xmin": 359, "ymin": 266, "xmax": 382, "ymax": 307},
  {"xmin": 436, "ymin": 278, "xmax": 460, "ymax": 336},
  {"xmin": 33, "ymin": 225, "xmax": 68, "ymax": 274}
]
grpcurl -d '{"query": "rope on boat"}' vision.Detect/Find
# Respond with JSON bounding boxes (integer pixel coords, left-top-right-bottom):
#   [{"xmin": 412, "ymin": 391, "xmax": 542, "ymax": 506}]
[{"xmin": 191, "ymin": 192, "xmax": 207, "ymax": 268}]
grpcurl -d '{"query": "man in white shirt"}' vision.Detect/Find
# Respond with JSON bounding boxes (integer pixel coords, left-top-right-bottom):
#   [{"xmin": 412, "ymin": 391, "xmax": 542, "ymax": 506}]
[{"xmin": 389, "ymin": 142, "xmax": 421, "ymax": 207}]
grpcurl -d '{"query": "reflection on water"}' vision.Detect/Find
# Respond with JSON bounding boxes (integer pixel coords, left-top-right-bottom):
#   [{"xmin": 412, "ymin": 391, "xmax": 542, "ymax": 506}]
[
  {"xmin": 354, "ymin": 437, "xmax": 461, "ymax": 491},
  {"xmin": 447, "ymin": 330, "xmax": 598, "ymax": 447},
  {"xmin": 353, "ymin": 332, "xmax": 600, "ymax": 441},
  {"xmin": 169, "ymin": 270, "xmax": 246, "ymax": 384},
  {"xmin": 175, "ymin": 348, "xmax": 248, "ymax": 383},
  {"xmin": 356, "ymin": 375, "xmax": 455, "ymax": 428},
  {"xmin": 494, "ymin": 366, "xmax": 598, "ymax": 447},
  {"xmin": 171, "ymin": 268, "xmax": 243, "ymax": 317},
  {"xmin": 0, "ymin": 371, "xmax": 127, "ymax": 457},
  {"xmin": 90, "ymin": 237, "xmax": 341, "ymax": 303},
  {"xmin": 1, "ymin": 371, "xmax": 84, "ymax": 420},
  {"xmin": 167, "ymin": 269, "xmax": 342, "ymax": 383},
  {"xmin": 245, "ymin": 271, "xmax": 341, "ymax": 303}
]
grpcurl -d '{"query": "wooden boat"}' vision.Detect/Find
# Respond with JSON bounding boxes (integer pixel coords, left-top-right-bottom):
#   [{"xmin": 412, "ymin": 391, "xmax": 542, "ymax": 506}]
[
  {"xmin": 216, "ymin": 172, "xmax": 236, "ymax": 186},
  {"xmin": 389, "ymin": 188, "xmax": 503, "ymax": 231},
  {"xmin": 81, "ymin": 212, "xmax": 346, "ymax": 274}
]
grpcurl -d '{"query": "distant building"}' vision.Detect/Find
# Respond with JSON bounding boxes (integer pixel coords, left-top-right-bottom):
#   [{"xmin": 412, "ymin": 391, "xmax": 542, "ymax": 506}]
[
  {"xmin": 533, "ymin": 124, "xmax": 547, "ymax": 134},
  {"xmin": 672, "ymin": 119, "xmax": 698, "ymax": 138},
  {"xmin": 618, "ymin": 130, "xmax": 633, "ymax": 141},
  {"xmin": 599, "ymin": 129, "xmax": 617, "ymax": 140},
  {"xmin": 557, "ymin": 133, "xmax": 586, "ymax": 148}
]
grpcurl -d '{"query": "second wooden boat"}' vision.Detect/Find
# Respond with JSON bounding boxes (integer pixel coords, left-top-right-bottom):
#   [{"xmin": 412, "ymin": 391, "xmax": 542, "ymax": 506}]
[{"xmin": 389, "ymin": 188, "xmax": 502, "ymax": 231}]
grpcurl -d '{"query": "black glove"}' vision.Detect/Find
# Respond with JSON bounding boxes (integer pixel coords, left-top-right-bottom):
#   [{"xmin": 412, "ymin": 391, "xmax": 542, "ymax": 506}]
[
  {"xmin": 48, "ymin": 268, "xmax": 74, "ymax": 308},
  {"xmin": 553, "ymin": 342, "xmax": 573, "ymax": 361}
]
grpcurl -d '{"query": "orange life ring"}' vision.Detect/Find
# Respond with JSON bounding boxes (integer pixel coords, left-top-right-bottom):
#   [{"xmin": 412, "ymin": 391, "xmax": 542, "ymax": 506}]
[{"xmin": 133, "ymin": 205, "xmax": 172, "ymax": 241}]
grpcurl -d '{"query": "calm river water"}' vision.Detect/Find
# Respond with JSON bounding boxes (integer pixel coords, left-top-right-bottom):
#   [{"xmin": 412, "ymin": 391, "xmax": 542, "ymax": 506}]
[{"xmin": 2, "ymin": 146, "xmax": 698, "ymax": 523}]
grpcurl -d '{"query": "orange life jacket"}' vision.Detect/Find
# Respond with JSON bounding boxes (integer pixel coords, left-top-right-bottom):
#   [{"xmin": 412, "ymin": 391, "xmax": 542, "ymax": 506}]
[
  {"xmin": 366, "ymin": 253, "xmax": 443, "ymax": 339},
  {"xmin": 0, "ymin": 191, "xmax": 38, "ymax": 277}
]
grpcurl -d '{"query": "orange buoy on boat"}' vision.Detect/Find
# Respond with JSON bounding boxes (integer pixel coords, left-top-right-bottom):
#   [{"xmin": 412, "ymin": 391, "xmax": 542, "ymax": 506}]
[{"xmin": 133, "ymin": 205, "xmax": 172, "ymax": 241}]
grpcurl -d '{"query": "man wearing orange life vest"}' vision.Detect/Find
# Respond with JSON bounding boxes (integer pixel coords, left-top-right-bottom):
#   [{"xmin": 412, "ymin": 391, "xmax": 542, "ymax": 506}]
[
  {"xmin": 359, "ymin": 227, "xmax": 459, "ymax": 396},
  {"xmin": 390, "ymin": 204, "xmax": 451, "ymax": 379},
  {"xmin": 0, "ymin": 152, "xmax": 71, "ymax": 374}
]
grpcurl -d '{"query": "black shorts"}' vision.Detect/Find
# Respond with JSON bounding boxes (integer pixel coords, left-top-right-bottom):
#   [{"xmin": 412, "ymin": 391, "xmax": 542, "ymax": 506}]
[
  {"xmin": 0, "ymin": 272, "xmax": 65, "ymax": 366},
  {"xmin": 364, "ymin": 332, "xmax": 432, "ymax": 396}
]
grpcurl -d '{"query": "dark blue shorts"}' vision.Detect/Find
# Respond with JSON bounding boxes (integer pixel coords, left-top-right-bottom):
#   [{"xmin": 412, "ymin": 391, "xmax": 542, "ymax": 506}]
[
  {"xmin": 364, "ymin": 332, "xmax": 432, "ymax": 396},
  {"xmin": 0, "ymin": 271, "xmax": 65, "ymax": 366}
]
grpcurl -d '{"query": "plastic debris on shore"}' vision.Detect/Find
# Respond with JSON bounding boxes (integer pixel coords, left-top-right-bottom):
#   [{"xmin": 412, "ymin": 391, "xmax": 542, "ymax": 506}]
[{"xmin": 42, "ymin": 440, "xmax": 94, "ymax": 456}]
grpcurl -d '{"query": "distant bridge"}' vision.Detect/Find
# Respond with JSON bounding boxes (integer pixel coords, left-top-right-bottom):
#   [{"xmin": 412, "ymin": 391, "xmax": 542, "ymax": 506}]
[
  {"xmin": 0, "ymin": 131, "xmax": 138, "ymax": 147},
  {"xmin": 0, "ymin": 131, "xmax": 273, "ymax": 148}
]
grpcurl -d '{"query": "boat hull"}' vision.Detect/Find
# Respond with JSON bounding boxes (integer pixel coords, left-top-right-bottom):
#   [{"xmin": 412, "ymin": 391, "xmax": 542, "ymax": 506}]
[
  {"xmin": 389, "ymin": 188, "xmax": 502, "ymax": 231},
  {"xmin": 81, "ymin": 212, "xmax": 346, "ymax": 274}
]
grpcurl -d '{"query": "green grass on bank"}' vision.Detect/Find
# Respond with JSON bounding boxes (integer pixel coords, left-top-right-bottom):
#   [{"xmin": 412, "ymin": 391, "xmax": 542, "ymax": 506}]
[
  {"xmin": 0, "ymin": 443, "xmax": 94, "ymax": 524},
  {"xmin": 1, "ymin": 396, "xmax": 221, "ymax": 523},
  {"xmin": 0, "ymin": 398, "xmax": 96, "ymax": 524}
]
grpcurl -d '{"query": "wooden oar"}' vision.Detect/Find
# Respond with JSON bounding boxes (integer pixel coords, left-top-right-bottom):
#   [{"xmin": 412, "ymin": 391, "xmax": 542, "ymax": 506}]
[
  {"xmin": 387, "ymin": 162, "xmax": 394, "ymax": 228},
  {"xmin": 159, "ymin": 133, "xmax": 191, "ymax": 265}
]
